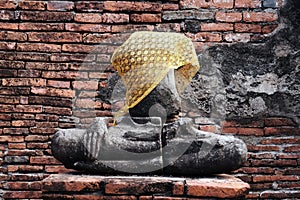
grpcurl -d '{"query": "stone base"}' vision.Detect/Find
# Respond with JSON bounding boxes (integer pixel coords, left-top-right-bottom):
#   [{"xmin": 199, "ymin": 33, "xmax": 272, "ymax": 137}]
[{"xmin": 42, "ymin": 173, "xmax": 250, "ymax": 199}]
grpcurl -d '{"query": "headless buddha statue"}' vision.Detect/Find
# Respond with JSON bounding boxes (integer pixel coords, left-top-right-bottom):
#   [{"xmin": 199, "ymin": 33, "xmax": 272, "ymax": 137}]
[{"xmin": 52, "ymin": 32, "xmax": 247, "ymax": 175}]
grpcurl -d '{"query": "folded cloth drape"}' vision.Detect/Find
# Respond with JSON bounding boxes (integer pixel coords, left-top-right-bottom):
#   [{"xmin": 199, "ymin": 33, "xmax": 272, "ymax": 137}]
[{"xmin": 111, "ymin": 31, "xmax": 200, "ymax": 118}]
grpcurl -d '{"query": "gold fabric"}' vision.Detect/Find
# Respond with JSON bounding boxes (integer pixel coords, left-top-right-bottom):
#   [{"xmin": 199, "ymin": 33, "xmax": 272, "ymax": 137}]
[{"xmin": 111, "ymin": 31, "xmax": 200, "ymax": 117}]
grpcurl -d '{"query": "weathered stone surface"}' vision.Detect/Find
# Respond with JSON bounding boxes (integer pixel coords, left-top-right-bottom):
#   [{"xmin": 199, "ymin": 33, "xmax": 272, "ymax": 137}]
[
  {"xmin": 129, "ymin": 69, "xmax": 181, "ymax": 119},
  {"xmin": 52, "ymin": 117, "xmax": 247, "ymax": 175},
  {"xmin": 163, "ymin": 118, "xmax": 247, "ymax": 175},
  {"xmin": 42, "ymin": 174, "xmax": 250, "ymax": 199},
  {"xmin": 182, "ymin": 0, "xmax": 300, "ymax": 123},
  {"xmin": 51, "ymin": 128, "xmax": 86, "ymax": 168}
]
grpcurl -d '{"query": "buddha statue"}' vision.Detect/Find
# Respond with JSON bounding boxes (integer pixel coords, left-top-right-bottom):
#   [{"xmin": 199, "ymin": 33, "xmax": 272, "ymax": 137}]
[{"xmin": 52, "ymin": 31, "xmax": 247, "ymax": 175}]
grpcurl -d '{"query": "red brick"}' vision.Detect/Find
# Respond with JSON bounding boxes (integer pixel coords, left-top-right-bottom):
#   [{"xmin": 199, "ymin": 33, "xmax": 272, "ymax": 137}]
[
  {"xmin": 12, "ymin": 120, "xmax": 35, "ymax": 127},
  {"xmin": 45, "ymin": 165, "xmax": 76, "ymax": 173},
  {"xmin": 0, "ymin": 68, "xmax": 17, "ymax": 77},
  {"xmin": 75, "ymin": 98, "xmax": 102, "ymax": 109},
  {"xmin": 235, "ymin": 23, "xmax": 261, "ymax": 33},
  {"xmin": 253, "ymin": 175, "xmax": 299, "ymax": 183},
  {"xmin": 235, "ymin": 0, "xmax": 261, "ymax": 8},
  {"xmin": 29, "ymin": 96, "xmax": 73, "ymax": 107},
  {"xmin": 104, "ymin": 1, "xmax": 162, "ymax": 12},
  {"xmin": 235, "ymin": 167, "xmax": 274, "ymax": 174},
  {"xmin": 247, "ymin": 145, "xmax": 280, "ymax": 152},
  {"xmin": 62, "ymin": 44, "xmax": 95, "ymax": 53},
  {"xmin": 73, "ymin": 81, "xmax": 99, "ymax": 90},
  {"xmin": 250, "ymin": 183, "xmax": 273, "ymax": 190},
  {"xmin": 15, "ymin": 105, "xmax": 43, "ymax": 113},
  {"xmin": 264, "ymin": 127, "xmax": 300, "ymax": 135},
  {"xmin": 105, "ymin": 179, "xmax": 173, "ymax": 195},
  {"xmin": 130, "ymin": 14, "xmax": 161, "ymax": 23},
  {"xmin": 19, "ymin": 0, "xmax": 46, "ymax": 10},
  {"xmin": 42, "ymin": 71, "xmax": 88, "ymax": 79},
  {"xmin": 201, "ymin": 23, "xmax": 234, "ymax": 31},
  {"xmin": 19, "ymin": 22, "xmax": 64, "ymax": 31},
  {"xmin": 17, "ymin": 43, "xmax": 61, "ymax": 52},
  {"xmin": 47, "ymin": 1, "xmax": 74, "ymax": 11},
  {"xmin": 0, "ymin": 96, "xmax": 19, "ymax": 104},
  {"xmin": 243, "ymin": 11, "xmax": 278, "ymax": 22},
  {"xmin": 36, "ymin": 114, "xmax": 58, "ymax": 122},
  {"xmin": 36, "ymin": 122, "xmax": 58, "ymax": 128},
  {"xmin": 0, "ymin": 60, "xmax": 25, "ymax": 69},
  {"xmin": 199, "ymin": 125, "xmax": 218, "ymax": 133},
  {"xmin": 3, "ymin": 191, "xmax": 42, "ymax": 199},
  {"xmin": 186, "ymin": 32, "xmax": 222, "ymax": 42},
  {"xmin": 7, "ymin": 165, "xmax": 18, "ymax": 172},
  {"xmin": 31, "ymin": 87, "xmax": 75, "ymax": 98},
  {"xmin": 215, "ymin": 12, "xmax": 242, "ymax": 22},
  {"xmin": 25, "ymin": 135, "xmax": 48, "ymax": 142},
  {"xmin": 26, "ymin": 62, "xmax": 80, "ymax": 70},
  {"xmin": 47, "ymin": 80, "xmax": 70, "ymax": 89},
  {"xmin": 28, "ymin": 32, "xmax": 82, "ymax": 43},
  {"xmin": 0, "ymin": 41, "xmax": 15, "ymax": 50},
  {"xmin": 2, "ymin": 78, "xmax": 46, "ymax": 86},
  {"xmin": 0, "ymin": 31, "xmax": 27, "ymax": 41},
  {"xmin": 65, "ymin": 23, "xmax": 111, "ymax": 33},
  {"xmin": 0, "ymin": 114, "xmax": 11, "ymax": 121},
  {"xmin": 261, "ymin": 137, "xmax": 300, "ymax": 144},
  {"xmin": 3, "ymin": 128, "xmax": 29, "ymax": 135},
  {"xmin": 19, "ymin": 165, "xmax": 44, "ymax": 173},
  {"xmin": 262, "ymin": 24, "xmax": 279, "ymax": 34},
  {"xmin": 186, "ymin": 175, "xmax": 249, "ymax": 198},
  {"xmin": 237, "ymin": 128, "xmax": 264, "ymax": 136},
  {"xmin": 44, "ymin": 106, "xmax": 72, "ymax": 116},
  {"xmin": 251, "ymin": 159, "xmax": 298, "ymax": 167},
  {"xmin": 0, "ymin": 104, "xmax": 14, "ymax": 112},
  {"xmin": 278, "ymin": 154, "xmax": 300, "ymax": 159},
  {"xmin": 17, "ymin": 69, "xmax": 41, "ymax": 77},
  {"xmin": 30, "ymin": 156, "xmax": 61, "ymax": 165},
  {"xmin": 0, "ymin": 121, "xmax": 10, "ymax": 127},
  {"xmin": 278, "ymin": 182, "xmax": 300, "ymax": 189},
  {"xmin": 74, "ymin": 13, "xmax": 102, "ymax": 23},
  {"xmin": 27, "ymin": 142, "xmax": 49, "ymax": 149},
  {"xmin": 51, "ymin": 53, "xmax": 96, "ymax": 62},
  {"xmin": 283, "ymin": 145, "xmax": 300, "ymax": 152},
  {"xmin": 75, "ymin": 1, "xmax": 104, "ymax": 12},
  {"xmin": 12, "ymin": 114, "xmax": 35, "ymax": 120},
  {"xmin": 173, "ymin": 181, "xmax": 185, "ymax": 195},
  {"xmin": 15, "ymin": 52, "xmax": 49, "ymax": 61},
  {"xmin": 180, "ymin": 0, "xmax": 234, "ymax": 9},
  {"xmin": 20, "ymin": 11, "xmax": 73, "ymax": 21},
  {"xmin": 102, "ymin": 13, "xmax": 129, "ymax": 24},
  {"xmin": 0, "ymin": 22, "xmax": 18, "ymax": 30},
  {"xmin": 0, "ymin": 0, "xmax": 17, "ymax": 9},
  {"xmin": 0, "ymin": 10, "xmax": 16, "ymax": 20},
  {"xmin": 8, "ymin": 143, "xmax": 26, "ymax": 149},
  {"xmin": 0, "ymin": 136, "xmax": 24, "ymax": 142},
  {"xmin": 163, "ymin": 3, "xmax": 179, "ymax": 10},
  {"xmin": 29, "ymin": 127, "xmax": 57, "ymax": 134},
  {"xmin": 264, "ymin": 117, "xmax": 297, "ymax": 126},
  {"xmin": 284, "ymin": 168, "xmax": 300, "ymax": 175},
  {"xmin": 249, "ymin": 152, "xmax": 275, "ymax": 159},
  {"xmin": 224, "ymin": 33, "xmax": 251, "ymax": 42}
]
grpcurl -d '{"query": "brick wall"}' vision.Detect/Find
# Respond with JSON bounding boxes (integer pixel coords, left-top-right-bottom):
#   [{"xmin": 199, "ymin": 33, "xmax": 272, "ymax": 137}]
[{"xmin": 0, "ymin": 0, "xmax": 299, "ymax": 199}]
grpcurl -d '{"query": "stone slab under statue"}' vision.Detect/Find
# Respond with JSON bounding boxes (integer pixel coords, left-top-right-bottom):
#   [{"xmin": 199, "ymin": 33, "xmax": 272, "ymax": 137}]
[{"xmin": 51, "ymin": 31, "xmax": 248, "ymax": 176}]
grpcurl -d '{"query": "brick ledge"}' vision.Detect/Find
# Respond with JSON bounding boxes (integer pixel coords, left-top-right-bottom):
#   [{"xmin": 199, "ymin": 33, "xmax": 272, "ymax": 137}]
[{"xmin": 42, "ymin": 173, "xmax": 250, "ymax": 199}]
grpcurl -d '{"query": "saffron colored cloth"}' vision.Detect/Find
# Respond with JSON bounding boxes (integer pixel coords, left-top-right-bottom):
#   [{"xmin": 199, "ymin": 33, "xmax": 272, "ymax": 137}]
[{"xmin": 111, "ymin": 31, "xmax": 200, "ymax": 117}]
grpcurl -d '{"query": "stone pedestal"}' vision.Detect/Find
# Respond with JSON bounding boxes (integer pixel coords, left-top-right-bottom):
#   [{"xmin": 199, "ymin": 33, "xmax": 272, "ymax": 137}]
[{"xmin": 42, "ymin": 173, "xmax": 250, "ymax": 199}]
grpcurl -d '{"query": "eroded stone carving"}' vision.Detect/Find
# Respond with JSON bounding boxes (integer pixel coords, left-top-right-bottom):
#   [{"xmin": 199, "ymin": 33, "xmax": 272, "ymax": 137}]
[{"xmin": 52, "ymin": 31, "xmax": 247, "ymax": 175}]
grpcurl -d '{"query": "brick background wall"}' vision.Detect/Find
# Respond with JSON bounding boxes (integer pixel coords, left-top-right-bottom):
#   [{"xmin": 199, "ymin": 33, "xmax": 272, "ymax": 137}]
[{"xmin": 0, "ymin": 0, "xmax": 299, "ymax": 199}]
